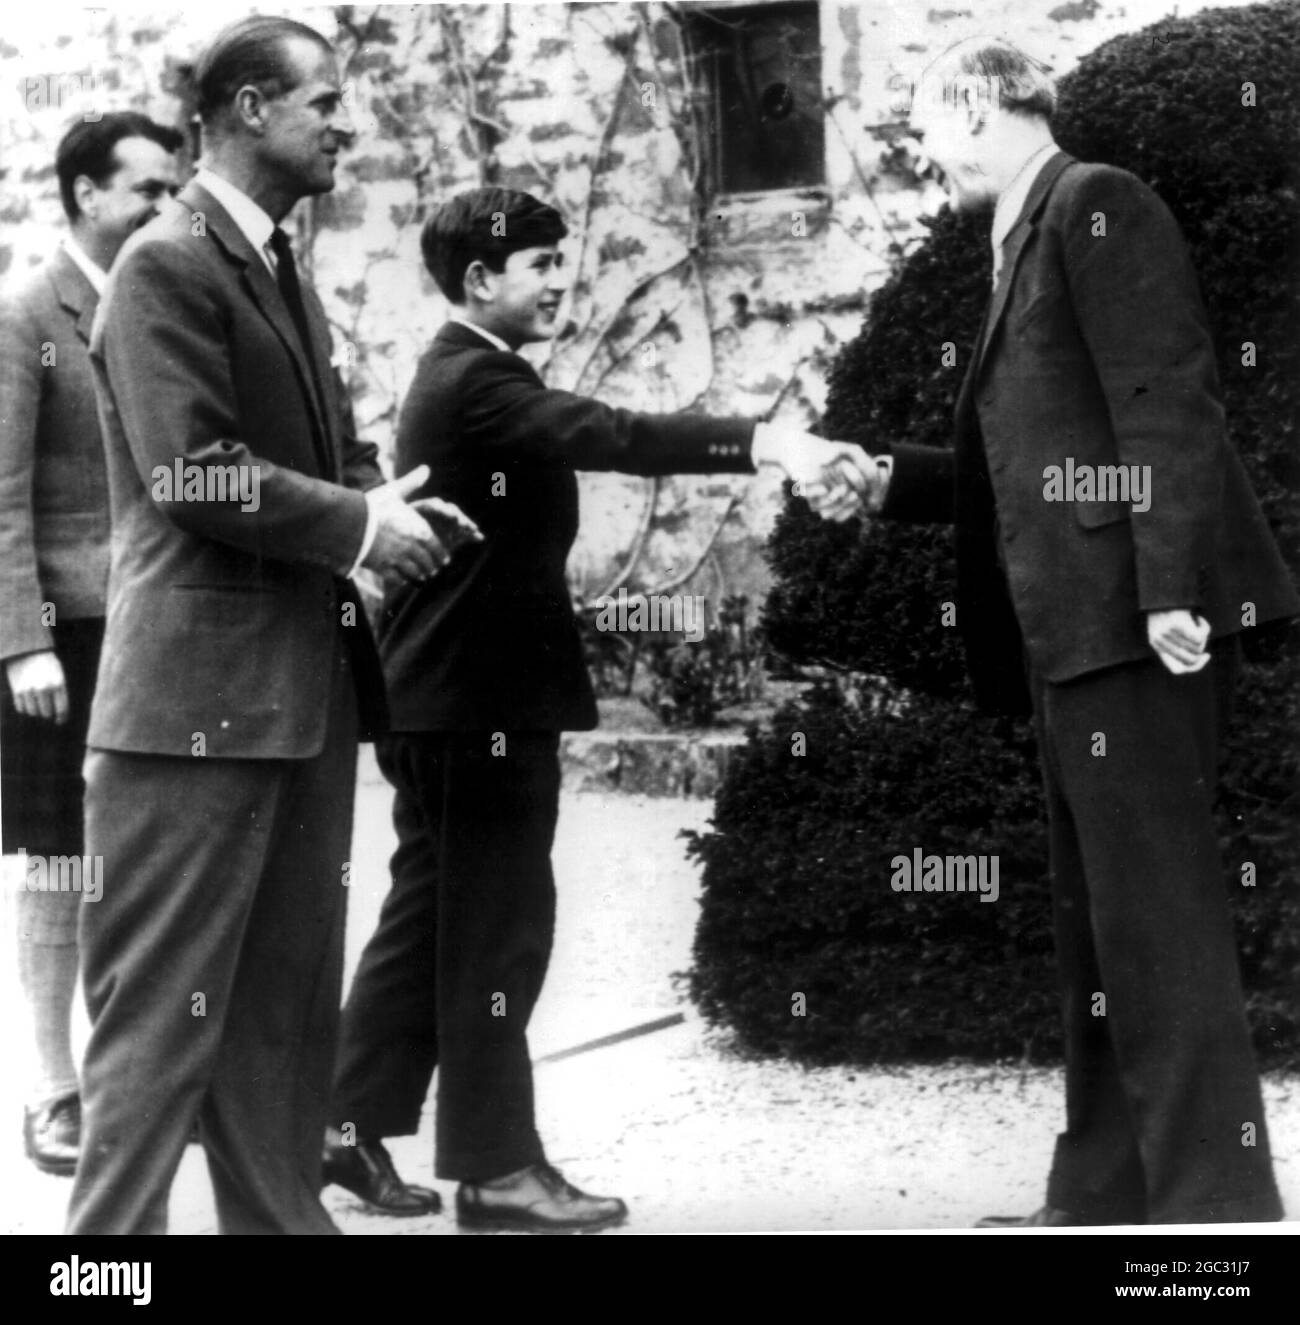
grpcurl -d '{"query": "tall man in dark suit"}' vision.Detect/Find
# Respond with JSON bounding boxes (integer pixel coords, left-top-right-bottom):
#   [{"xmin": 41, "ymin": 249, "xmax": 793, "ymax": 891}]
[
  {"xmin": 322, "ymin": 187, "xmax": 863, "ymax": 1230},
  {"xmin": 837, "ymin": 39, "xmax": 1296, "ymax": 1225},
  {"xmin": 67, "ymin": 16, "xmax": 474, "ymax": 1234},
  {"xmin": 0, "ymin": 112, "xmax": 181, "ymax": 1176}
]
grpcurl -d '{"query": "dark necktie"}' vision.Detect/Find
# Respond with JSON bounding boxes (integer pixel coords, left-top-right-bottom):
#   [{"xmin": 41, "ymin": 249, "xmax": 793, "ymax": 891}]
[{"xmin": 268, "ymin": 227, "xmax": 331, "ymax": 468}]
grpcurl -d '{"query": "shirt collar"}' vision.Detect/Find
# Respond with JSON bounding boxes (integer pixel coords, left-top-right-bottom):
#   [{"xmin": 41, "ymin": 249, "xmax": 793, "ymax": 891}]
[
  {"xmin": 446, "ymin": 313, "xmax": 514, "ymax": 355},
  {"xmin": 61, "ymin": 235, "xmax": 107, "ymax": 295},
  {"xmin": 991, "ymin": 141, "xmax": 1058, "ymax": 254},
  {"xmin": 193, "ymin": 167, "xmax": 277, "ymax": 271}
]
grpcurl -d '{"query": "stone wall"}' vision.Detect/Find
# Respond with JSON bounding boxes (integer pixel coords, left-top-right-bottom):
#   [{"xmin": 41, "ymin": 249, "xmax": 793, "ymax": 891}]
[{"xmin": 0, "ymin": 0, "xmax": 1261, "ymax": 613}]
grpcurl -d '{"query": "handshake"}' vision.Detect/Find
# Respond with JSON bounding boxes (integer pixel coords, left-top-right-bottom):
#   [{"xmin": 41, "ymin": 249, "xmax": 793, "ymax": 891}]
[
  {"xmin": 360, "ymin": 425, "xmax": 890, "ymax": 589},
  {"xmin": 751, "ymin": 424, "xmax": 890, "ymax": 523}
]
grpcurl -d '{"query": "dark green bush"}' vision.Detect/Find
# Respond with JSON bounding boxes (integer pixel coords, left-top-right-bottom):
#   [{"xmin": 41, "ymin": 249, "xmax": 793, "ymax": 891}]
[
  {"xmin": 690, "ymin": 1, "xmax": 1300, "ymax": 1068},
  {"xmin": 761, "ymin": 207, "xmax": 988, "ymax": 697},
  {"xmin": 688, "ymin": 682, "xmax": 1059, "ymax": 1062}
]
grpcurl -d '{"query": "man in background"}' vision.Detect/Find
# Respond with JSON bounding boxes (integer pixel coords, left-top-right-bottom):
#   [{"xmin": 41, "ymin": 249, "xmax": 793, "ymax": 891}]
[{"xmin": 0, "ymin": 111, "xmax": 181, "ymax": 1176}]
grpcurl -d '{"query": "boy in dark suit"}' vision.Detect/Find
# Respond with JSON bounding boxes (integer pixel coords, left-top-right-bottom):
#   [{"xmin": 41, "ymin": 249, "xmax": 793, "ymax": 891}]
[{"xmin": 324, "ymin": 186, "xmax": 864, "ymax": 1230}]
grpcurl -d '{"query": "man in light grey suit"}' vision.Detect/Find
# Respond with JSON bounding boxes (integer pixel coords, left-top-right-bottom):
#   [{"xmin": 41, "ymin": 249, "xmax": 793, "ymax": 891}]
[{"xmin": 0, "ymin": 111, "xmax": 181, "ymax": 1177}]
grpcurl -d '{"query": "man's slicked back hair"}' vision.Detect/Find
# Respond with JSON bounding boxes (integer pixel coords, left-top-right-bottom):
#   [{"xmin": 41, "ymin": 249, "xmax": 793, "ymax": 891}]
[
  {"xmin": 193, "ymin": 15, "xmax": 334, "ymax": 126},
  {"xmin": 421, "ymin": 188, "xmax": 568, "ymax": 304}
]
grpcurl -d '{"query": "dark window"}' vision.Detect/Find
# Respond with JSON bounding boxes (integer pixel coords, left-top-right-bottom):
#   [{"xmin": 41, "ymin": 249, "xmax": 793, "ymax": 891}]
[{"xmin": 686, "ymin": 2, "xmax": 825, "ymax": 195}]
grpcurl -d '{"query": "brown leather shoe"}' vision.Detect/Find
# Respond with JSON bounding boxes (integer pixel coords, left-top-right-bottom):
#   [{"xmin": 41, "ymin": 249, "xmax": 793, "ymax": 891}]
[
  {"xmin": 977, "ymin": 1205, "xmax": 1086, "ymax": 1227},
  {"xmin": 322, "ymin": 1139, "xmax": 442, "ymax": 1217},
  {"xmin": 23, "ymin": 1095, "xmax": 80, "ymax": 1176},
  {"xmin": 457, "ymin": 1163, "xmax": 628, "ymax": 1233}
]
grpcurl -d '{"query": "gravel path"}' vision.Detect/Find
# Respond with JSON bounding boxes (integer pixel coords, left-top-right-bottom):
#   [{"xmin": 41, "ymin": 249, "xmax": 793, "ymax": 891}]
[{"xmin": 2, "ymin": 761, "xmax": 1296, "ymax": 1233}]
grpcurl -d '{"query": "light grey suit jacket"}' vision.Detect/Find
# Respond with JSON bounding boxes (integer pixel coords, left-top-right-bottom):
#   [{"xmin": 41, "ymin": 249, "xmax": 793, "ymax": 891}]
[{"xmin": 0, "ymin": 246, "xmax": 111, "ymax": 660}]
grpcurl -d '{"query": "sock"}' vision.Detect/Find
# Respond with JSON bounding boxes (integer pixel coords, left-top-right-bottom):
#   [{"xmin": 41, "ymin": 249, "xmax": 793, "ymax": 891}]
[{"xmin": 15, "ymin": 883, "xmax": 81, "ymax": 1107}]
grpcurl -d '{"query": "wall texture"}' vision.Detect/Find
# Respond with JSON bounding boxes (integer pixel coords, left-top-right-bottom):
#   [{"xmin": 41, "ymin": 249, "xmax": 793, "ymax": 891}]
[{"xmin": 0, "ymin": 0, "xmax": 1260, "ymax": 611}]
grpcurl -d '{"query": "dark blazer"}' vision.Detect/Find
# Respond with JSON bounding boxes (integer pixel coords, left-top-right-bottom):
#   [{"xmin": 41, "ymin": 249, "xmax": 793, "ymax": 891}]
[
  {"xmin": 884, "ymin": 151, "xmax": 1298, "ymax": 713},
  {"xmin": 0, "ymin": 247, "xmax": 111, "ymax": 659},
  {"xmin": 87, "ymin": 180, "xmax": 386, "ymax": 757},
  {"xmin": 381, "ymin": 321, "xmax": 756, "ymax": 731}
]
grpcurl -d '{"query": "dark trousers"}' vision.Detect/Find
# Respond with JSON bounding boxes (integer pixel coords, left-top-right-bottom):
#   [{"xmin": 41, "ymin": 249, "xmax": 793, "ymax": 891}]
[
  {"xmin": 1, "ymin": 616, "xmax": 104, "ymax": 855},
  {"xmin": 67, "ymin": 643, "xmax": 358, "ymax": 1235},
  {"xmin": 1033, "ymin": 641, "xmax": 1282, "ymax": 1223},
  {"xmin": 331, "ymin": 731, "xmax": 561, "ymax": 1181}
]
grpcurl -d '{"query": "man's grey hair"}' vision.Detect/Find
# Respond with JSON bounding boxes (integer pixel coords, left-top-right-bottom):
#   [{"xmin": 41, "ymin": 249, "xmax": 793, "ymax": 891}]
[{"xmin": 919, "ymin": 37, "xmax": 1057, "ymax": 119}]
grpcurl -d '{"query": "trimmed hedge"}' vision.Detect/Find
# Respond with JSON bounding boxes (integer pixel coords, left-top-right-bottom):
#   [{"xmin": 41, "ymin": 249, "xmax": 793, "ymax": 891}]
[
  {"xmin": 689, "ymin": 2, "xmax": 1300, "ymax": 1068},
  {"xmin": 688, "ymin": 681, "xmax": 1059, "ymax": 1062}
]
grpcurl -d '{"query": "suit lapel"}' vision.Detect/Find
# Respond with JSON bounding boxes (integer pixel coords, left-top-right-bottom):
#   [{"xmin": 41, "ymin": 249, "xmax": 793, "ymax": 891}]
[
  {"xmin": 954, "ymin": 300, "xmax": 992, "ymax": 436},
  {"xmin": 48, "ymin": 248, "xmax": 100, "ymax": 345},
  {"xmin": 182, "ymin": 182, "xmax": 335, "ymax": 478},
  {"xmin": 301, "ymin": 280, "xmax": 344, "ymax": 478},
  {"xmin": 973, "ymin": 151, "xmax": 1075, "ymax": 380}
]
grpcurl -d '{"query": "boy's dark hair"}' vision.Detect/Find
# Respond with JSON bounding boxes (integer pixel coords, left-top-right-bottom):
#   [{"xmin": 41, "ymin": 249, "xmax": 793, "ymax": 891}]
[
  {"xmin": 55, "ymin": 112, "xmax": 183, "ymax": 222},
  {"xmin": 420, "ymin": 188, "xmax": 568, "ymax": 303},
  {"xmin": 193, "ymin": 15, "xmax": 334, "ymax": 126}
]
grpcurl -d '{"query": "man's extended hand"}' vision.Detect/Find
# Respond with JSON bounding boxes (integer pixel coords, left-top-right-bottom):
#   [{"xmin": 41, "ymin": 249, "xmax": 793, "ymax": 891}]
[
  {"xmin": 361, "ymin": 465, "xmax": 481, "ymax": 586},
  {"xmin": 753, "ymin": 426, "xmax": 884, "ymax": 523},
  {"xmin": 1147, "ymin": 609, "xmax": 1211, "ymax": 674},
  {"xmin": 6, "ymin": 649, "xmax": 69, "ymax": 724}
]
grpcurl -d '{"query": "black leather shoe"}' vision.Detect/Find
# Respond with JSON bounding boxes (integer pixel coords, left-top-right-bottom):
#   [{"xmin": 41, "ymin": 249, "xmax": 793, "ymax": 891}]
[
  {"xmin": 322, "ymin": 1139, "xmax": 441, "ymax": 1216},
  {"xmin": 977, "ymin": 1205, "xmax": 1089, "ymax": 1227},
  {"xmin": 23, "ymin": 1095, "xmax": 79, "ymax": 1176},
  {"xmin": 457, "ymin": 1163, "xmax": 627, "ymax": 1233}
]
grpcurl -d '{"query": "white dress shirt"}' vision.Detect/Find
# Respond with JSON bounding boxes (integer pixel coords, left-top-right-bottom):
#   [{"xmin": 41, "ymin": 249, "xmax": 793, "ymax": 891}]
[
  {"xmin": 193, "ymin": 167, "xmax": 277, "ymax": 274},
  {"xmin": 446, "ymin": 313, "xmax": 514, "ymax": 354},
  {"xmin": 194, "ymin": 166, "xmax": 377, "ymax": 573},
  {"xmin": 62, "ymin": 235, "xmax": 107, "ymax": 295},
  {"xmin": 991, "ymin": 141, "xmax": 1058, "ymax": 284}
]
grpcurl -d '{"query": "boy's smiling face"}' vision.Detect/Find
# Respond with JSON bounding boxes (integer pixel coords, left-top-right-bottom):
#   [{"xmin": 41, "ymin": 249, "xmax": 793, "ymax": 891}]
[{"xmin": 465, "ymin": 244, "xmax": 568, "ymax": 348}]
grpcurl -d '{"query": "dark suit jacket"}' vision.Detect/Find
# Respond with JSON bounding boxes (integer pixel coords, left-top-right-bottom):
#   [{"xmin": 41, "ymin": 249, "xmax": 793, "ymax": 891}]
[
  {"xmin": 0, "ymin": 247, "xmax": 111, "ymax": 659},
  {"xmin": 381, "ymin": 321, "xmax": 756, "ymax": 731},
  {"xmin": 884, "ymin": 151, "xmax": 1298, "ymax": 713},
  {"xmin": 87, "ymin": 180, "xmax": 386, "ymax": 757}
]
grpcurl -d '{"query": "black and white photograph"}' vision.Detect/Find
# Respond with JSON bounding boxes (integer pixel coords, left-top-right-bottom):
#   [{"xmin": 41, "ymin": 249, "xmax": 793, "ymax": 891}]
[{"xmin": 0, "ymin": 0, "xmax": 1296, "ymax": 1277}]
